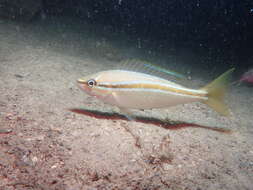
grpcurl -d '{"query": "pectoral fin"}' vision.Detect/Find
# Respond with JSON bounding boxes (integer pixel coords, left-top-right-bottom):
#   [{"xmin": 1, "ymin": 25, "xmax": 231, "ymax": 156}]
[{"xmin": 111, "ymin": 92, "xmax": 136, "ymax": 120}]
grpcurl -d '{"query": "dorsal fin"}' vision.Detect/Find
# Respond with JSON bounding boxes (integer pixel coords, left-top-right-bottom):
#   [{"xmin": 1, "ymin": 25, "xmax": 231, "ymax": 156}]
[{"xmin": 115, "ymin": 59, "xmax": 186, "ymax": 80}]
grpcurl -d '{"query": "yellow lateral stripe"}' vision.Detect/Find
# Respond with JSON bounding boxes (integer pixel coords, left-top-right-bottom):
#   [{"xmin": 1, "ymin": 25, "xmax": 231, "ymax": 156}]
[{"xmin": 99, "ymin": 83, "xmax": 207, "ymax": 97}]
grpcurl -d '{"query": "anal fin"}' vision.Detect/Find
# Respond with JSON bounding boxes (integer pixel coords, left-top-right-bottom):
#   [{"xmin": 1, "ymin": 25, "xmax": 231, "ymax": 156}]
[{"xmin": 118, "ymin": 107, "xmax": 136, "ymax": 121}]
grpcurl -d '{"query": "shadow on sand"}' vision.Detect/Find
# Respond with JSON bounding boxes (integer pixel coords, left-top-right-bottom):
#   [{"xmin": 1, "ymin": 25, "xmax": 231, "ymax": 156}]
[{"xmin": 69, "ymin": 108, "xmax": 232, "ymax": 134}]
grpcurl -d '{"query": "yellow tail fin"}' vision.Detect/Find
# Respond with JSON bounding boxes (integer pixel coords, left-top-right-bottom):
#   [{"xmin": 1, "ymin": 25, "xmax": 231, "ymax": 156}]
[{"xmin": 201, "ymin": 68, "xmax": 235, "ymax": 116}]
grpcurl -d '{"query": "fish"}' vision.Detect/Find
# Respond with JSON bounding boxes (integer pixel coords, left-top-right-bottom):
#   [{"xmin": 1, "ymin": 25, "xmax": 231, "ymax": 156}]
[
  {"xmin": 239, "ymin": 69, "xmax": 253, "ymax": 84},
  {"xmin": 77, "ymin": 68, "xmax": 234, "ymax": 119}
]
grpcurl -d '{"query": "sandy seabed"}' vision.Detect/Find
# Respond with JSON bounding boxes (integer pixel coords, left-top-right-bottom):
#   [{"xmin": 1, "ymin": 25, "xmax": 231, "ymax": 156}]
[{"xmin": 0, "ymin": 17, "xmax": 252, "ymax": 190}]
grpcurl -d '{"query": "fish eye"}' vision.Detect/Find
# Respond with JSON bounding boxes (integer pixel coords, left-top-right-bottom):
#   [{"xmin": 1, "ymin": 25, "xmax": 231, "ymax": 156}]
[{"xmin": 87, "ymin": 79, "xmax": 96, "ymax": 87}]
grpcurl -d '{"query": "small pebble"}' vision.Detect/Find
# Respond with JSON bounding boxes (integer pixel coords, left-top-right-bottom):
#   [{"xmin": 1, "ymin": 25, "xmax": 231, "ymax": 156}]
[
  {"xmin": 162, "ymin": 163, "xmax": 174, "ymax": 170},
  {"xmin": 0, "ymin": 128, "xmax": 12, "ymax": 134},
  {"xmin": 14, "ymin": 74, "xmax": 24, "ymax": 78},
  {"xmin": 31, "ymin": 156, "xmax": 38, "ymax": 163}
]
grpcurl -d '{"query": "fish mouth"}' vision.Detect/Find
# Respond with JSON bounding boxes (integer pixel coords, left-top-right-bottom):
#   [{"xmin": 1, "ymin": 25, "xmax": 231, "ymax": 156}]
[
  {"xmin": 77, "ymin": 78, "xmax": 91, "ymax": 93},
  {"xmin": 77, "ymin": 79, "xmax": 86, "ymax": 84}
]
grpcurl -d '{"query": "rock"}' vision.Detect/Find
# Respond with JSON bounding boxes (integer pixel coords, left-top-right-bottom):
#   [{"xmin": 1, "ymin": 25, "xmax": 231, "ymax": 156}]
[
  {"xmin": 0, "ymin": 0, "xmax": 43, "ymax": 21},
  {"xmin": 0, "ymin": 128, "xmax": 12, "ymax": 134}
]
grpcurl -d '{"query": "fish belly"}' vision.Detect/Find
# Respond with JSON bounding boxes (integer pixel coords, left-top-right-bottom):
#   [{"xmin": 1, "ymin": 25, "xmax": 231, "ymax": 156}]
[{"xmin": 107, "ymin": 89, "xmax": 202, "ymax": 109}]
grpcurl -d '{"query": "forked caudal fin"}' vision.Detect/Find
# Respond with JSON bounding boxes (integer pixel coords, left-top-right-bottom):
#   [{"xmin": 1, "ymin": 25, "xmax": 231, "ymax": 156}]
[{"xmin": 200, "ymin": 68, "xmax": 235, "ymax": 116}]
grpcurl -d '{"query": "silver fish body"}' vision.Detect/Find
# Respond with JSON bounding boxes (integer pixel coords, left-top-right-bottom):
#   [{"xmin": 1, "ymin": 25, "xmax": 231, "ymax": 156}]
[{"xmin": 78, "ymin": 69, "xmax": 234, "ymax": 116}]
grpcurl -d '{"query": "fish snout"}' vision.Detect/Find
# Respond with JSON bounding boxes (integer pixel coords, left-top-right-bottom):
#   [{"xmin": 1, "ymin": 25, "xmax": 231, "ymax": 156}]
[
  {"xmin": 77, "ymin": 78, "xmax": 86, "ymax": 84},
  {"xmin": 77, "ymin": 79, "xmax": 89, "ymax": 91}
]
